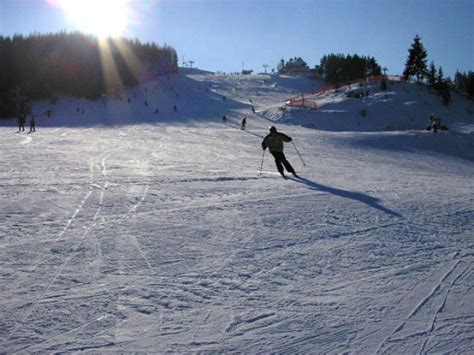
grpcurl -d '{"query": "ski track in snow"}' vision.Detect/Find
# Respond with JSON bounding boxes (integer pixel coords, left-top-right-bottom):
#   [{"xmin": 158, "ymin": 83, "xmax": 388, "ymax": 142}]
[
  {"xmin": 1, "ymin": 73, "xmax": 473, "ymax": 353},
  {"xmin": 20, "ymin": 135, "xmax": 32, "ymax": 145},
  {"xmin": 1, "ymin": 149, "xmax": 110, "ymax": 347}
]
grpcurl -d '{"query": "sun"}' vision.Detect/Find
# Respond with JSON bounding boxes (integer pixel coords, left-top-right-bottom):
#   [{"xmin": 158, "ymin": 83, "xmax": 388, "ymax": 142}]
[{"xmin": 56, "ymin": 0, "xmax": 132, "ymax": 38}]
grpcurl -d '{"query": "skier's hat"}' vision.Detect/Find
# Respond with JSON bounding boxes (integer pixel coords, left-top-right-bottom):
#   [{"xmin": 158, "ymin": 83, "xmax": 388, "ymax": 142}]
[{"xmin": 269, "ymin": 126, "xmax": 277, "ymax": 133}]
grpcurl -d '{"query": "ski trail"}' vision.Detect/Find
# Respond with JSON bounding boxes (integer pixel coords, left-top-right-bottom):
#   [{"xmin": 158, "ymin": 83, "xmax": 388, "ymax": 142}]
[
  {"xmin": 14, "ymin": 314, "xmax": 111, "ymax": 353},
  {"xmin": 20, "ymin": 135, "xmax": 32, "ymax": 144},
  {"xmin": 97, "ymin": 189, "xmax": 326, "ymax": 223},
  {"xmin": 375, "ymin": 258, "xmax": 463, "ymax": 354},
  {"xmin": 59, "ymin": 127, "xmax": 94, "ymax": 137},
  {"xmin": 102, "ymin": 182, "xmax": 152, "ymax": 270},
  {"xmin": 58, "ymin": 159, "xmax": 95, "ymax": 238},
  {"xmin": 417, "ymin": 261, "xmax": 472, "ymax": 355},
  {"xmin": 1, "ymin": 156, "xmax": 109, "ymax": 347},
  {"xmin": 128, "ymin": 185, "xmax": 149, "ymax": 213},
  {"xmin": 2, "ymin": 225, "xmax": 98, "ymax": 345},
  {"xmin": 126, "ymin": 232, "xmax": 154, "ymax": 274},
  {"xmin": 5, "ymin": 159, "xmax": 95, "ymax": 292},
  {"xmin": 406, "ymin": 260, "xmax": 461, "ymax": 320},
  {"xmin": 58, "ymin": 190, "xmax": 93, "ymax": 238},
  {"xmin": 188, "ymin": 310, "xmax": 213, "ymax": 346}
]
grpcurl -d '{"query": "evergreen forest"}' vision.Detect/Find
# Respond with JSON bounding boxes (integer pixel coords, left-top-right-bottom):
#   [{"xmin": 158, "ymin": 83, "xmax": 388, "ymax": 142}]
[{"xmin": 0, "ymin": 32, "xmax": 178, "ymax": 118}]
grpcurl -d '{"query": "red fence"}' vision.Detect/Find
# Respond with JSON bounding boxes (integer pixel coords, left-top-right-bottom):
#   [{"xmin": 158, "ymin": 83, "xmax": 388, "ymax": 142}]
[{"xmin": 285, "ymin": 75, "xmax": 405, "ymax": 110}]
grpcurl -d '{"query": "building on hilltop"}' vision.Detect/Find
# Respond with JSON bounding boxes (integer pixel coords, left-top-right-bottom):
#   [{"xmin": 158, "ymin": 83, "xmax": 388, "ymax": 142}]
[{"xmin": 278, "ymin": 57, "xmax": 310, "ymax": 75}]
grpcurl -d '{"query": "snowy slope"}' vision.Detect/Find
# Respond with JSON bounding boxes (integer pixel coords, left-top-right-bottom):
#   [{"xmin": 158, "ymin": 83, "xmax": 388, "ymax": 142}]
[{"xmin": 1, "ymin": 71, "xmax": 473, "ymax": 353}]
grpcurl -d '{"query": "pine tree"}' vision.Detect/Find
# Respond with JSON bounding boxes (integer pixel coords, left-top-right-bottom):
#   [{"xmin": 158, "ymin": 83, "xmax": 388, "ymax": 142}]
[
  {"xmin": 454, "ymin": 71, "xmax": 474, "ymax": 99},
  {"xmin": 277, "ymin": 59, "xmax": 285, "ymax": 73},
  {"xmin": 436, "ymin": 66, "xmax": 445, "ymax": 88},
  {"xmin": 403, "ymin": 35, "xmax": 428, "ymax": 83},
  {"xmin": 435, "ymin": 66, "xmax": 451, "ymax": 106},
  {"xmin": 455, "ymin": 70, "xmax": 466, "ymax": 92},
  {"xmin": 428, "ymin": 61, "xmax": 437, "ymax": 88},
  {"xmin": 439, "ymin": 81, "xmax": 451, "ymax": 106},
  {"xmin": 467, "ymin": 72, "xmax": 474, "ymax": 99}
]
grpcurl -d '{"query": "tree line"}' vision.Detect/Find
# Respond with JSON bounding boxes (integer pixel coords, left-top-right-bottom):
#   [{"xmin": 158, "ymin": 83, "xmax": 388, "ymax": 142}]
[
  {"xmin": 279, "ymin": 34, "xmax": 473, "ymax": 106},
  {"xmin": 278, "ymin": 54, "xmax": 382, "ymax": 84},
  {"xmin": 403, "ymin": 34, "xmax": 474, "ymax": 104},
  {"xmin": 0, "ymin": 32, "xmax": 178, "ymax": 118},
  {"xmin": 318, "ymin": 54, "xmax": 382, "ymax": 84}
]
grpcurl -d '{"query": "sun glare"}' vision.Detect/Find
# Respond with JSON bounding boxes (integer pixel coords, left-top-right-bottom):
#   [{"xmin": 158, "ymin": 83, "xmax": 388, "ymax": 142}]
[{"xmin": 56, "ymin": 0, "xmax": 131, "ymax": 38}]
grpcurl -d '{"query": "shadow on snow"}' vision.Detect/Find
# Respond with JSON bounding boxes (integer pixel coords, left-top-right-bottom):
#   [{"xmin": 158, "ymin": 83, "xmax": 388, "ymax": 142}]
[{"xmin": 293, "ymin": 177, "xmax": 402, "ymax": 218}]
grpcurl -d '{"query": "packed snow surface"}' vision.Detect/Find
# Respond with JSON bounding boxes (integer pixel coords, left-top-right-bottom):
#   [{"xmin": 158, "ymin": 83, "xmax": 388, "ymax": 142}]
[{"xmin": 1, "ymin": 71, "xmax": 473, "ymax": 353}]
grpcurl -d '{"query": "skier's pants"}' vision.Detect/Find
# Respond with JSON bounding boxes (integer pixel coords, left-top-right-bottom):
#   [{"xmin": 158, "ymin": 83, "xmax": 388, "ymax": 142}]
[{"xmin": 270, "ymin": 151, "xmax": 295, "ymax": 174}]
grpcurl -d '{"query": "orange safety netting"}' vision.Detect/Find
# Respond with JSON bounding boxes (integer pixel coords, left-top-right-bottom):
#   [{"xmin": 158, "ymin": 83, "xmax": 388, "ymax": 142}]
[{"xmin": 285, "ymin": 75, "xmax": 405, "ymax": 110}]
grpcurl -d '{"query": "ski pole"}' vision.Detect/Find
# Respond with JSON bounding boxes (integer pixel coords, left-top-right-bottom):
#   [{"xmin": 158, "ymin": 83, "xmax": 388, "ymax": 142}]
[
  {"xmin": 259, "ymin": 150, "xmax": 265, "ymax": 175},
  {"xmin": 291, "ymin": 141, "xmax": 306, "ymax": 166}
]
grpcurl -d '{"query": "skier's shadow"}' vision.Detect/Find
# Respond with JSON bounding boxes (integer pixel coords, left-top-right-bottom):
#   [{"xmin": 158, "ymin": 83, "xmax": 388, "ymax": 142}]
[{"xmin": 293, "ymin": 177, "xmax": 403, "ymax": 218}]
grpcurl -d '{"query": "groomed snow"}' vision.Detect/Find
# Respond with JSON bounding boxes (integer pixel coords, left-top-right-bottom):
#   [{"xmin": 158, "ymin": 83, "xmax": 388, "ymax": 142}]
[{"xmin": 1, "ymin": 71, "xmax": 473, "ymax": 353}]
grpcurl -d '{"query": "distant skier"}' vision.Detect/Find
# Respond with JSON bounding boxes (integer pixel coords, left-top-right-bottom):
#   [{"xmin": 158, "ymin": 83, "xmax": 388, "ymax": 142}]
[
  {"xmin": 427, "ymin": 113, "xmax": 446, "ymax": 133},
  {"xmin": 174, "ymin": 105, "xmax": 178, "ymax": 112},
  {"xmin": 251, "ymin": 106, "xmax": 256, "ymax": 113},
  {"xmin": 154, "ymin": 107, "xmax": 160, "ymax": 114},
  {"xmin": 241, "ymin": 117, "xmax": 247, "ymax": 130},
  {"xmin": 29, "ymin": 115, "xmax": 36, "ymax": 133},
  {"xmin": 222, "ymin": 115, "xmax": 227, "ymax": 124},
  {"xmin": 18, "ymin": 114, "xmax": 26, "ymax": 132},
  {"xmin": 262, "ymin": 126, "xmax": 298, "ymax": 179}
]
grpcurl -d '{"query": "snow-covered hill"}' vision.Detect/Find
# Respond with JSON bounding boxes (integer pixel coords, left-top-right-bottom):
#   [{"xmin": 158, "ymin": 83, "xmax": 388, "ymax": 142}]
[{"xmin": 1, "ymin": 71, "xmax": 473, "ymax": 353}]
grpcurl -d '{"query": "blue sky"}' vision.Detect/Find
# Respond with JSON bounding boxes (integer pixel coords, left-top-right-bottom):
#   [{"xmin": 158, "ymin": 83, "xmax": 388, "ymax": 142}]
[{"xmin": 1, "ymin": 0, "xmax": 472, "ymax": 77}]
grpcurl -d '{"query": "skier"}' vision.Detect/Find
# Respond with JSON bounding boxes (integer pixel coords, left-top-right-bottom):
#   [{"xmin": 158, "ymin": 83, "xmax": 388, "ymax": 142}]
[
  {"xmin": 29, "ymin": 115, "xmax": 36, "ymax": 133},
  {"xmin": 222, "ymin": 115, "xmax": 227, "ymax": 124},
  {"xmin": 427, "ymin": 113, "xmax": 445, "ymax": 133},
  {"xmin": 241, "ymin": 117, "xmax": 247, "ymax": 130},
  {"xmin": 18, "ymin": 114, "xmax": 25, "ymax": 132},
  {"xmin": 262, "ymin": 126, "xmax": 298, "ymax": 179}
]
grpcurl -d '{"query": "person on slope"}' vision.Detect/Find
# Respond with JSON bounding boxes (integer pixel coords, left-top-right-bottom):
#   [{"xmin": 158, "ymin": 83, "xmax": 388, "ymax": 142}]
[
  {"xmin": 261, "ymin": 126, "xmax": 298, "ymax": 179},
  {"xmin": 427, "ymin": 113, "xmax": 446, "ymax": 133},
  {"xmin": 18, "ymin": 114, "xmax": 26, "ymax": 132},
  {"xmin": 241, "ymin": 117, "xmax": 247, "ymax": 130},
  {"xmin": 29, "ymin": 115, "xmax": 36, "ymax": 133}
]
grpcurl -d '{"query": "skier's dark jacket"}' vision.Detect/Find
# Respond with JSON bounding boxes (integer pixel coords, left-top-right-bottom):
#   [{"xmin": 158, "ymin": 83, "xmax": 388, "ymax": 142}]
[{"xmin": 262, "ymin": 132, "xmax": 292, "ymax": 153}]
